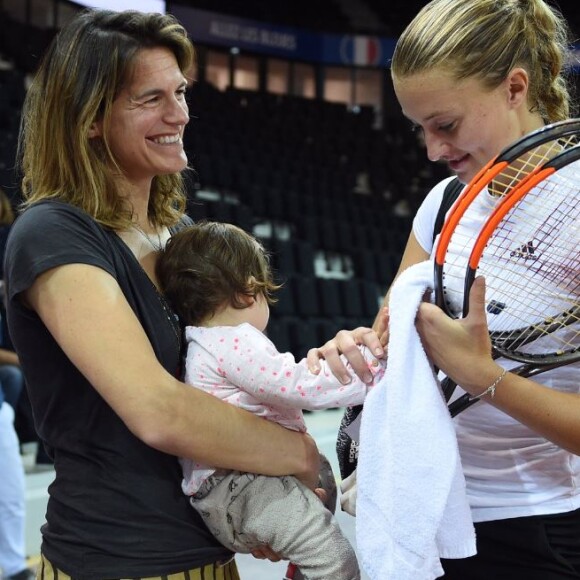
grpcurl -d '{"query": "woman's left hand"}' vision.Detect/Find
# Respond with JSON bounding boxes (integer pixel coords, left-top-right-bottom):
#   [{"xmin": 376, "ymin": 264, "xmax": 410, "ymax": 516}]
[{"xmin": 306, "ymin": 320, "xmax": 386, "ymax": 384}]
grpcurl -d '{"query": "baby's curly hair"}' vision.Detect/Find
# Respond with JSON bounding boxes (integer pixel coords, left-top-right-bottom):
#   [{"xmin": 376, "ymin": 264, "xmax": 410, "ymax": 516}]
[{"xmin": 157, "ymin": 221, "xmax": 281, "ymax": 326}]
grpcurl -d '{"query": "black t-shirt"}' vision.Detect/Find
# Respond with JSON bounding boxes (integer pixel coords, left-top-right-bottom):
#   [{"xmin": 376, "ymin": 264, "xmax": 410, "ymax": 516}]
[{"xmin": 4, "ymin": 201, "xmax": 230, "ymax": 579}]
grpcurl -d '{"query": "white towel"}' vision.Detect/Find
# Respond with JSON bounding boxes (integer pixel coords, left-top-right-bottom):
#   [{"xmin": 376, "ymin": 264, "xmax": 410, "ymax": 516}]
[{"xmin": 356, "ymin": 260, "xmax": 476, "ymax": 580}]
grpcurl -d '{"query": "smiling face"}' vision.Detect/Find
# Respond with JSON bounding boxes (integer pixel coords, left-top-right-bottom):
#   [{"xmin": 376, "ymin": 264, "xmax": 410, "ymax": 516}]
[
  {"xmin": 393, "ymin": 68, "xmax": 541, "ymax": 184},
  {"xmin": 94, "ymin": 46, "xmax": 190, "ymax": 193}
]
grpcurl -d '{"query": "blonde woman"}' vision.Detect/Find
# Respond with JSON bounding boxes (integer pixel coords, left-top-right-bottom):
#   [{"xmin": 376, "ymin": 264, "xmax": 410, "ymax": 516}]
[{"xmin": 325, "ymin": 0, "xmax": 580, "ymax": 577}]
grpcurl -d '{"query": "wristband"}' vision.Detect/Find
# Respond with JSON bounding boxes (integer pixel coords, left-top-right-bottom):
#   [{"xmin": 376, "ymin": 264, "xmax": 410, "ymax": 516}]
[{"xmin": 471, "ymin": 368, "xmax": 507, "ymax": 400}]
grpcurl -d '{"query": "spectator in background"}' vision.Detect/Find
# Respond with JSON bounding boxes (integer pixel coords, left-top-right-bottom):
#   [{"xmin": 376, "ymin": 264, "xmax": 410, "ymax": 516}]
[
  {"xmin": 0, "ymin": 187, "xmax": 14, "ymax": 271},
  {"xmin": 0, "ymin": 387, "xmax": 33, "ymax": 580},
  {"xmin": 0, "ymin": 186, "xmax": 24, "ymax": 417},
  {"xmin": 0, "ymin": 349, "xmax": 24, "ymax": 420},
  {"xmin": 0, "ymin": 188, "xmax": 32, "ymax": 460},
  {"xmin": 0, "ymin": 212, "xmax": 33, "ymax": 580}
]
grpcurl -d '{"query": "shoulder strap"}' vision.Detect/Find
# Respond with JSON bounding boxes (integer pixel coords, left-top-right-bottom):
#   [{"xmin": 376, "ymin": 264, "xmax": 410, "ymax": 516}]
[{"xmin": 432, "ymin": 178, "xmax": 463, "ymax": 244}]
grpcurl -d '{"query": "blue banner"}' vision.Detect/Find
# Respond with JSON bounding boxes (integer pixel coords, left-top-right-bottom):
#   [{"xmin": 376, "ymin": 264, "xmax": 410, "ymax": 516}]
[
  {"xmin": 170, "ymin": 5, "xmax": 579, "ymax": 71},
  {"xmin": 170, "ymin": 5, "xmax": 395, "ymax": 68},
  {"xmin": 570, "ymin": 47, "xmax": 580, "ymax": 72}
]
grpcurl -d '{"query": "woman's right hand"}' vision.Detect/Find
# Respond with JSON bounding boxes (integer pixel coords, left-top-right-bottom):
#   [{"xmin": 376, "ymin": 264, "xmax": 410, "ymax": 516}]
[
  {"xmin": 416, "ymin": 276, "xmax": 497, "ymax": 394},
  {"xmin": 294, "ymin": 432, "xmax": 323, "ymax": 491}
]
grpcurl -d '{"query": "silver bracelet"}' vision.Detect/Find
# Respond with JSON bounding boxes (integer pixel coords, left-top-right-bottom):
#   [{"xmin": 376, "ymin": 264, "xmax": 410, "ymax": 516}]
[{"xmin": 471, "ymin": 368, "xmax": 508, "ymax": 400}]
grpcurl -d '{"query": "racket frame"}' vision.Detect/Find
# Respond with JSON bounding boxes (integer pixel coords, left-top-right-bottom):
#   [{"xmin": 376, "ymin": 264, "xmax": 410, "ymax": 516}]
[
  {"xmin": 435, "ymin": 119, "xmax": 580, "ymax": 314},
  {"xmin": 448, "ymin": 144, "xmax": 580, "ymax": 415}
]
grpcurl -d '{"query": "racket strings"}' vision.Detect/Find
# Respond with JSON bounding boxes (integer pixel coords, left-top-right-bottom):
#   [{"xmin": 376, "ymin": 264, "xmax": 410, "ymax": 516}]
[
  {"xmin": 488, "ymin": 141, "xmax": 570, "ymax": 195},
  {"xmin": 440, "ymin": 135, "xmax": 580, "ymax": 320},
  {"xmin": 487, "ymin": 136, "xmax": 577, "ymax": 196}
]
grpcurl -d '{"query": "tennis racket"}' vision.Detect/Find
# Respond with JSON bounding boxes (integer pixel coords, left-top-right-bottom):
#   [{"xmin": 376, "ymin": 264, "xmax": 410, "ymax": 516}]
[
  {"xmin": 434, "ymin": 119, "xmax": 580, "ymax": 402},
  {"xmin": 446, "ymin": 144, "xmax": 580, "ymax": 416}
]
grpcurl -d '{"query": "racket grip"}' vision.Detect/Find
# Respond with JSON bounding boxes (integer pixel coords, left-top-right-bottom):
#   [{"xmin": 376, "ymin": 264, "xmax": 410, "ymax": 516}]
[
  {"xmin": 443, "ymin": 376, "xmax": 481, "ymax": 417},
  {"xmin": 448, "ymin": 393, "xmax": 478, "ymax": 417},
  {"xmin": 284, "ymin": 563, "xmax": 298, "ymax": 579},
  {"xmin": 441, "ymin": 376, "xmax": 458, "ymax": 402}
]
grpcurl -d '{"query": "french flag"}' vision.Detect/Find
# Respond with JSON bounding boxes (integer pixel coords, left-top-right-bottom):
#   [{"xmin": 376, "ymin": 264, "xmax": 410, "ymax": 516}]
[
  {"xmin": 568, "ymin": 45, "xmax": 580, "ymax": 72},
  {"xmin": 340, "ymin": 35, "xmax": 382, "ymax": 66}
]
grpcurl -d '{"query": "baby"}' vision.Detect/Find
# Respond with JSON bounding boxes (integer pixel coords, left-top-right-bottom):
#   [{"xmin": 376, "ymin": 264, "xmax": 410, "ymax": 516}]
[{"xmin": 157, "ymin": 221, "xmax": 384, "ymax": 580}]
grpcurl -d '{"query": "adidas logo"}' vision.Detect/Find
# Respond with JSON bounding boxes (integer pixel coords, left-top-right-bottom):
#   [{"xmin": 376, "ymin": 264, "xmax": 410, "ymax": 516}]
[{"xmin": 510, "ymin": 240, "xmax": 539, "ymax": 261}]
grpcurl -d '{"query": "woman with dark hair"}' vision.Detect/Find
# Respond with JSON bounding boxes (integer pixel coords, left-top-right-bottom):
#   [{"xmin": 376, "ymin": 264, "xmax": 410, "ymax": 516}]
[{"xmin": 5, "ymin": 9, "xmax": 383, "ymax": 579}]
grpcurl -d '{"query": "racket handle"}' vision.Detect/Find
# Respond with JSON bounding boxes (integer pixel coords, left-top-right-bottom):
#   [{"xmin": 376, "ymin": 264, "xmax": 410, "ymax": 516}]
[
  {"xmin": 284, "ymin": 563, "xmax": 298, "ymax": 579},
  {"xmin": 441, "ymin": 376, "xmax": 458, "ymax": 402},
  {"xmin": 444, "ymin": 376, "xmax": 481, "ymax": 417},
  {"xmin": 448, "ymin": 393, "xmax": 478, "ymax": 417}
]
